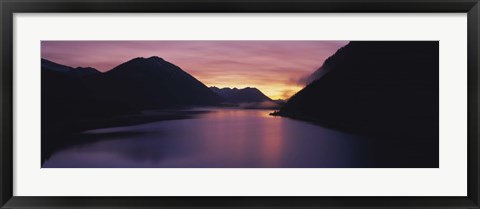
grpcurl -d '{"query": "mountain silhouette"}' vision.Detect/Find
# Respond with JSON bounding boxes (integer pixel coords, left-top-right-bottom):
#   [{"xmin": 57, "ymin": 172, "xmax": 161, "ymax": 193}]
[
  {"xmin": 42, "ymin": 58, "xmax": 134, "ymax": 162},
  {"xmin": 41, "ymin": 59, "xmax": 134, "ymax": 123},
  {"xmin": 42, "ymin": 58, "xmax": 101, "ymax": 78},
  {"xmin": 274, "ymin": 41, "xmax": 439, "ymax": 138},
  {"xmin": 210, "ymin": 87, "xmax": 240, "ymax": 99},
  {"xmin": 210, "ymin": 87, "xmax": 272, "ymax": 103},
  {"xmin": 89, "ymin": 56, "xmax": 224, "ymax": 109},
  {"xmin": 42, "ymin": 57, "xmax": 224, "ymax": 162},
  {"xmin": 298, "ymin": 46, "xmax": 346, "ymax": 85}
]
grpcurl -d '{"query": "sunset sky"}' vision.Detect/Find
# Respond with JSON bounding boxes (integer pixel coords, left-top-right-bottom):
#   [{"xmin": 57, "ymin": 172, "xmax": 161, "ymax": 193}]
[{"xmin": 41, "ymin": 41, "xmax": 348, "ymax": 99}]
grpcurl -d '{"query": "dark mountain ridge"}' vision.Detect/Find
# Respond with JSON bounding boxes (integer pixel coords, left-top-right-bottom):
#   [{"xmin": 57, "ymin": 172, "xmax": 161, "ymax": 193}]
[
  {"xmin": 210, "ymin": 86, "xmax": 272, "ymax": 103},
  {"xmin": 41, "ymin": 59, "xmax": 135, "ymax": 150},
  {"xmin": 274, "ymin": 41, "xmax": 439, "ymax": 139},
  {"xmin": 298, "ymin": 45, "xmax": 348, "ymax": 85},
  {"xmin": 41, "ymin": 57, "xmax": 224, "ymax": 163},
  {"xmin": 42, "ymin": 58, "xmax": 101, "ymax": 78},
  {"xmin": 87, "ymin": 56, "xmax": 224, "ymax": 109},
  {"xmin": 43, "ymin": 56, "xmax": 225, "ymax": 111},
  {"xmin": 210, "ymin": 87, "xmax": 240, "ymax": 99}
]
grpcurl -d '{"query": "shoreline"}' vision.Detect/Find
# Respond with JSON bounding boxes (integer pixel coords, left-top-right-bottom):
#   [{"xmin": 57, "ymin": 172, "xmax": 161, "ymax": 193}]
[{"xmin": 41, "ymin": 109, "xmax": 210, "ymax": 165}]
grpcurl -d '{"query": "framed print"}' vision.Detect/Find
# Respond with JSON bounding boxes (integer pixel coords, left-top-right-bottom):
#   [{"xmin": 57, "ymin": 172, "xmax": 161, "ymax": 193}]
[{"xmin": 1, "ymin": 0, "xmax": 479, "ymax": 208}]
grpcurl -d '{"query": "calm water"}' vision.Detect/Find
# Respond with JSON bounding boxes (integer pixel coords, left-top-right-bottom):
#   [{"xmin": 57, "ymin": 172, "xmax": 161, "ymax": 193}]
[{"xmin": 43, "ymin": 108, "xmax": 384, "ymax": 168}]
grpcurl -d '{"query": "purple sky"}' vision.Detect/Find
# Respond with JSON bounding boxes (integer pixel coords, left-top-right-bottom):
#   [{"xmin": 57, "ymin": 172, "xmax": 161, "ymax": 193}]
[{"xmin": 41, "ymin": 41, "xmax": 348, "ymax": 99}]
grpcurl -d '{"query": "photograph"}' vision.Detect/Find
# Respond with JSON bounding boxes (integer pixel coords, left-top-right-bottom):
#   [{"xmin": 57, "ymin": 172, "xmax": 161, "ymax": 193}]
[{"xmin": 40, "ymin": 40, "xmax": 439, "ymax": 168}]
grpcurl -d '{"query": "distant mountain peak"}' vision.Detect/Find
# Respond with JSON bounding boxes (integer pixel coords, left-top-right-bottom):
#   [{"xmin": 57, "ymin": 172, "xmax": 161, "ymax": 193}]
[
  {"xmin": 122, "ymin": 56, "xmax": 166, "ymax": 66},
  {"xmin": 109, "ymin": 56, "xmax": 180, "ymax": 75},
  {"xmin": 75, "ymin": 67, "xmax": 101, "ymax": 74},
  {"xmin": 41, "ymin": 58, "xmax": 100, "ymax": 78},
  {"xmin": 242, "ymin": 87, "xmax": 258, "ymax": 91},
  {"xmin": 75, "ymin": 66, "xmax": 96, "ymax": 70},
  {"xmin": 147, "ymin": 56, "xmax": 164, "ymax": 61},
  {"xmin": 130, "ymin": 56, "xmax": 165, "ymax": 62},
  {"xmin": 96, "ymin": 56, "xmax": 224, "ymax": 108},
  {"xmin": 210, "ymin": 86, "xmax": 272, "ymax": 103}
]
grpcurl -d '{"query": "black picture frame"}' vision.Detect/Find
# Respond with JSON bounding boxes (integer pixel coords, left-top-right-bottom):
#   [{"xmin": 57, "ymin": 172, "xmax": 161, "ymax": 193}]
[{"xmin": 1, "ymin": 0, "xmax": 479, "ymax": 208}]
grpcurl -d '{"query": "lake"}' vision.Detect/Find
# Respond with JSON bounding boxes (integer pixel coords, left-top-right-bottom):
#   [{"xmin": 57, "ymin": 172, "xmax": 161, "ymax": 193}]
[{"xmin": 42, "ymin": 108, "xmax": 434, "ymax": 168}]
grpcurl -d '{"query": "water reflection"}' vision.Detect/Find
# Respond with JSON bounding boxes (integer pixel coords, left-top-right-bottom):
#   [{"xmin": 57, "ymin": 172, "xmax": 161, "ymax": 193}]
[{"xmin": 43, "ymin": 108, "xmax": 372, "ymax": 168}]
